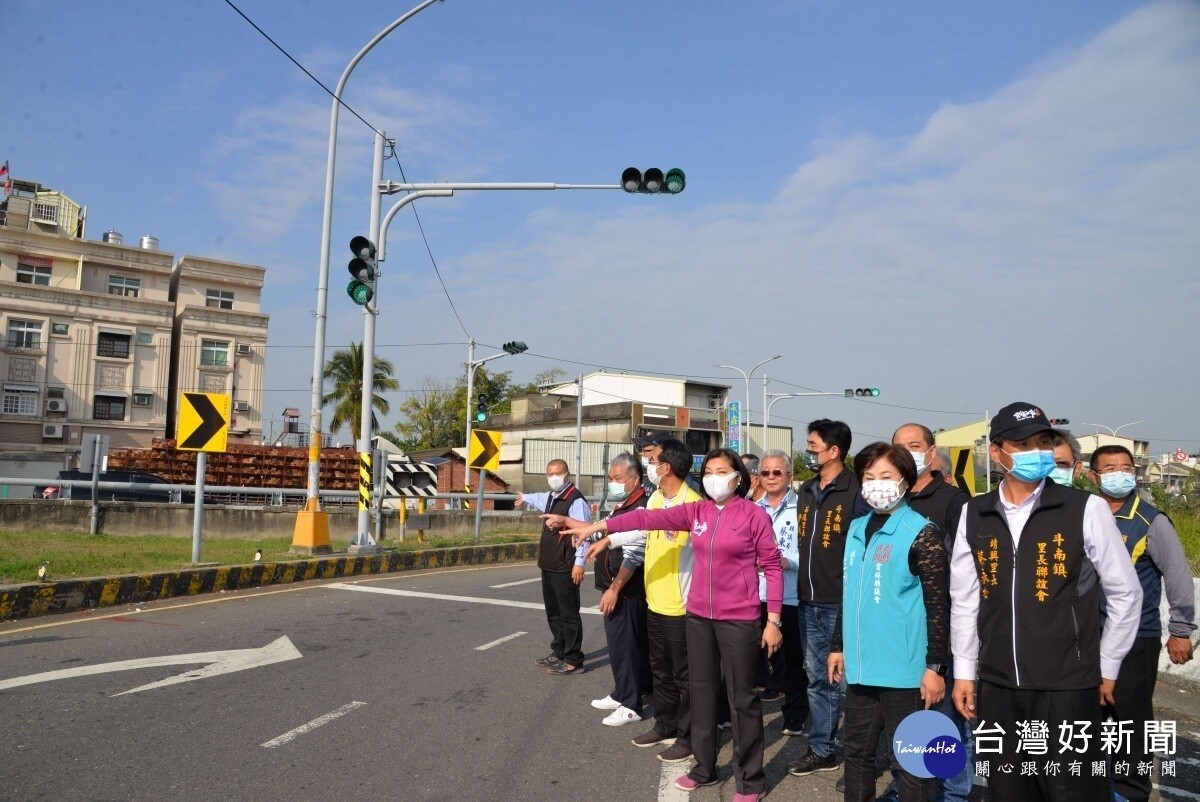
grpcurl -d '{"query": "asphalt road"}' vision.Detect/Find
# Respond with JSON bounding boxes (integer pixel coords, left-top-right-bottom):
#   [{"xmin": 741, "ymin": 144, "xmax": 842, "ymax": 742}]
[{"xmin": 1, "ymin": 563, "xmax": 1197, "ymax": 801}]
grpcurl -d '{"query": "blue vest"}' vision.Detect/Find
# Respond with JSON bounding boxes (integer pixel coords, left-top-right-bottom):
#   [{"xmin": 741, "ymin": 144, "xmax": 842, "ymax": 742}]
[
  {"xmin": 842, "ymin": 503, "xmax": 930, "ymax": 688},
  {"xmin": 1109, "ymin": 495, "xmax": 1164, "ymax": 639}
]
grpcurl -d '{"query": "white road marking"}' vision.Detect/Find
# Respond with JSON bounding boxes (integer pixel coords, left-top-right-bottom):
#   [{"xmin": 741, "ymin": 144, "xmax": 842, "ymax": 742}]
[
  {"xmin": 0, "ymin": 636, "xmax": 302, "ymax": 696},
  {"xmin": 475, "ymin": 631, "xmax": 528, "ymax": 651},
  {"xmin": 261, "ymin": 701, "xmax": 367, "ymax": 748},
  {"xmin": 657, "ymin": 757, "xmax": 696, "ymax": 802},
  {"xmin": 489, "ymin": 577, "xmax": 542, "ymax": 588},
  {"xmin": 1155, "ymin": 783, "xmax": 1200, "ymax": 801},
  {"xmin": 326, "ymin": 582, "xmax": 603, "ymax": 615}
]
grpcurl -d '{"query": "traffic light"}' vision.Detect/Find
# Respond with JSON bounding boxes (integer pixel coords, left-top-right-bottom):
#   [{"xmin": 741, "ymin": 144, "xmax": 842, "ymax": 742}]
[
  {"xmin": 845, "ymin": 388, "xmax": 881, "ymax": 398},
  {"xmin": 621, "ymin": 167, "xmax": 686, "ymax": 194},
  {"xmin": 502, "ymin": 341, "xmax": 528, "ymax": 355},
  {"xmin": 347, "ymin": 235, "xmax": 377, "ymax": 305},
  {"xmin": 475, "ymin": 393, "xmax": 489, "ymax": 423},
  {"xmin": 1050, "ymin": 418, "xmax": 1070, "ymax": 425}
]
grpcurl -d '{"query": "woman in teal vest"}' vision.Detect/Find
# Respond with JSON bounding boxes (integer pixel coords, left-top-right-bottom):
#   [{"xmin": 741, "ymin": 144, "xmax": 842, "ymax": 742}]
[{"xmin": 829, "ymin": 442, "xmax": 950, "ymax": 802}]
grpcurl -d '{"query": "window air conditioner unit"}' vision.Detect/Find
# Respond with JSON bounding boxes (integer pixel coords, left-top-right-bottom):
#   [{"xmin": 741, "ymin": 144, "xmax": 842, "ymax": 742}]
[
  {"xmin": 43, "ymin": 423, "xmax": 64, "ymax": 439},
  {"xmin": 233, "ymin": 401, "xmax": 250, "ymax": 412},
  {"xmin": 45, "ymin": 399, "xmax": 67, "ymax": 413},
  {"xmin": 132, "ymin": 393, "xmax": 153, "ymax": 407},
  {"xmin": 236, "ymin": 344, "xmax": 252, "ymax": 356},
  {"xmin": 708, "ymin": 395, "xmax": 722, "ymax": 409}
]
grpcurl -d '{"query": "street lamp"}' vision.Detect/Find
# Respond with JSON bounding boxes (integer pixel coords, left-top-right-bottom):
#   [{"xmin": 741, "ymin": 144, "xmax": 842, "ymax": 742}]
[
  {"xmin": 716, "ymin": 355, "xmax": 782, "ymax": 453},
  {"xmin": 1080, "ymin": 421, "xmax": 1145, "ymax": 438},
  {"xmin": 763, "ymin": 389, "xmax": 841, "ymax": 440},
  {"xmin": 297, "ymin": 0, "xmax": 443, "ymax": 556}
]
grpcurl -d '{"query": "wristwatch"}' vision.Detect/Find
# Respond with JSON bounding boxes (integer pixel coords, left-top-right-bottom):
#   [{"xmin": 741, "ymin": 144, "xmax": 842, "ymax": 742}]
[
  {"xmin": 927, "ymin": 663, "xmax": 949, "ymax": 677},
  {"xmin": 766, "ymin": 619, "xmax": 783, "ymax": 630}
]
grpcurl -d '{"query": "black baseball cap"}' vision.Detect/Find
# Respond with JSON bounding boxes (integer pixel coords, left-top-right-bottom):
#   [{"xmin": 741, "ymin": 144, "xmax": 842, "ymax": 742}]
[
  {"xmin": 990, "ymin": 402, "xmax": 1053, "ymax": 442},
  {"xmin": 633, "ymin": 430, "xmax": 669, "ymax": 448}
]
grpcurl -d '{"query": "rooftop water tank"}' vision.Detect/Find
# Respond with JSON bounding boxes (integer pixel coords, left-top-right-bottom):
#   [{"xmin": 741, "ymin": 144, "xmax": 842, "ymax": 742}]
[
  {"xmin": 140, "ymin": 235, "xmax": 159, "ymax": 250},
  {"xmin": 102, "ymin": 229, "xmax": 123, "ymax": 245}
]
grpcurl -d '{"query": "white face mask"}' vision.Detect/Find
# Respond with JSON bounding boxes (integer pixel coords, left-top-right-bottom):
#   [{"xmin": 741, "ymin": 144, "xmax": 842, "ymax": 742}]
[
  {"xmin": 646, "ymin": 463, "xmax": 663, "ymax": 486},
  {"xmin": 911, "ymin": 448, "xmax": 932, "ymax": 476},
  {"xmin": 547, "ymin": 474, "xmax": 566, "ymax": 492},
  {"xmin": 703, "ymin": 472, "xmax": 739, "ymax": 503},
  {"xmin": 861, "ymin": 479, "xmax": 905, "ymax": 512}
]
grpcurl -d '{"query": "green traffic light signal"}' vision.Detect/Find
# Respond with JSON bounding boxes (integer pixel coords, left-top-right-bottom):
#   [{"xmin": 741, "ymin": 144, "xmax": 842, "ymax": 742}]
[
  {"xmin": 621, "ymin": 167, "xmax": 686, "ymax": 194},
  {"xmin": 347, "ymin": 236, "xmax": 378, "ymax": 306},
  {"xmin": 846, "ymin": 388, "xmax": 881, "ymax": 398},
  {"xmin": 475, "ymin": 393, "xmax": 489, "ymax": 423},
  {"xmin": 502, "ymin": 340, "xmax": 528, "ymax": 355}
]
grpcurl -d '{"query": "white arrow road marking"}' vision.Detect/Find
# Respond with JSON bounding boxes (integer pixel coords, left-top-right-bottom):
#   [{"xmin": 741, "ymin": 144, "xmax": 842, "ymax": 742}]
[
  {"xmin": 327, "ymin": 582, "xmax": 604, "ymax": 615},
  {"xmin": 475, "ymin": 632, "xmax": 528, "ymax": 651},
  {"xmin": 261, "ymin": 701, "xmax": 367, "ymax": 748},
  {"xmin": 0, "ymin": 636, "xmax": 302, "ymax": 696},
  {"xmin": 489, "ymin": 577, "xmax": 541, "ymax": 588}
]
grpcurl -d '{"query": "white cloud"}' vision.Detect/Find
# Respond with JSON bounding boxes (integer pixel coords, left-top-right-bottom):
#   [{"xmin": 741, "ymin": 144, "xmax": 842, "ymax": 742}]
[{"xmin": 379, "ymin": 2, "xmax": 1200, "ymax": 440}]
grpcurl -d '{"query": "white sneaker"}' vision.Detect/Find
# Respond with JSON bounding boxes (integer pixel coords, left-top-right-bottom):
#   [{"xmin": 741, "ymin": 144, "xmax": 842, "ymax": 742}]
[
  {"xmin": 591, "ymin": 695, "xmax": 621, "ymax": 710},
  {"xmin": 602, "ymin": 706, "xmax": 642, "ymax": 727}
]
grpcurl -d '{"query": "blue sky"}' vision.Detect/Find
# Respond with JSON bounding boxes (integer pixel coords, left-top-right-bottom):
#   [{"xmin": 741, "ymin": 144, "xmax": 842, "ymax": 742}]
[{"xmin": 6, "ymin": 0, "xmax": 1199, "ymax": 454}]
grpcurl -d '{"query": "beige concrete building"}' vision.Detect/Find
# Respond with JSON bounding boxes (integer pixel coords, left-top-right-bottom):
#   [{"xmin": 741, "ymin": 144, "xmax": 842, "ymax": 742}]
[
  {"xmin": 167, "ymin": 255, "xmax": 268, "ymax": 441},
  {"xmin": 0, "ymin": 177, "xmax": 269, "ymax": 486}
]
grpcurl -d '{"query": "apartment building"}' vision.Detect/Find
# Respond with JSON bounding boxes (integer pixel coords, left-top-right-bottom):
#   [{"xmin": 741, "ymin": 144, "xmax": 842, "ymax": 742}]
[{"xmin": 0, "ymin": 177, "xmax": 268, "ymax": 477}]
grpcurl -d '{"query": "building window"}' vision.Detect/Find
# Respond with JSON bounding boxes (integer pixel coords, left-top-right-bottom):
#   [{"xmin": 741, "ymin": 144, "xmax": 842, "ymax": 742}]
[
  {"xmin": 97, "ymin": 332, "xmax": 131, "ymax": 358},
  {"xmin": 136, "ymin": 332, "xmax": 154, "ymax": 346},
  {"xmin": 6, "ymin": 319, "xmax": 42, "ymax": 349},
  {"xmin": 16, "ymin": 263, "xmax": 52, "ymax": 286},
  {"xmin": 51, "ymin": 322, "xmax": 69, "ymax": 336},
  {"xmin": 206, "ymin": 289, "xmax": 234, "ymax": 309},
  {"xmin": 2, "ymin": 387, "xmax": 38, "ymax": 416},
  {"xmin": 93, "ymin": 396, "xmax": 126, "ymax": 421},
  {"xmin": 201, "ymin": 339, "xmax": 229, "ymax": 367},
  {"xmin": 108, "ymin": 275, "xmax": 141, "ymax": 297}
]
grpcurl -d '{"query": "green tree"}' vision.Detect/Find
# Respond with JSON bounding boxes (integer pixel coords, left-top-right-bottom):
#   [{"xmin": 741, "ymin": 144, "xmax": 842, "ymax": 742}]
[
  {"xmin": 392, "ymin": 376, "xmax": 463, "ymax": 450},
  {"xmin": 321, "ymin": 343, "xmax": 400, "ymax": 442}
]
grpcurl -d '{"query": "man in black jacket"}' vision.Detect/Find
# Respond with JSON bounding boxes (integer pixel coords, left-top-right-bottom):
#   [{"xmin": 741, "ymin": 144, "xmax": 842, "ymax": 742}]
[{"xmin": 788, "ymin": 419, "xmax": 871, "ymax": 777}]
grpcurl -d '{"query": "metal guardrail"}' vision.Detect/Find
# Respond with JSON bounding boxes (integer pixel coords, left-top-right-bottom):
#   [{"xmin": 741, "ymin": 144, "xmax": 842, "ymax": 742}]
[{"xmin": 0, "ymin": 476, "xmax": 521, "ymax": 505}]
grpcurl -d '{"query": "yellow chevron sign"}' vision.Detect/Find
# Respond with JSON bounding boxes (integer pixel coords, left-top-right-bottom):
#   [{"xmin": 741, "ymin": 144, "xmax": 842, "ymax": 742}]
[{"xmin": 177, "ymin": 392, "xmax": 230, "ymax": 453}]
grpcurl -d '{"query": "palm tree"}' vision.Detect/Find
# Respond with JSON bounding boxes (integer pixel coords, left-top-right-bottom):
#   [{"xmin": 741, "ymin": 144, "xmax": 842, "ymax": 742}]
[{"xmin": 322, "ymin": 343, "xmax": 400, "ymax": 442}]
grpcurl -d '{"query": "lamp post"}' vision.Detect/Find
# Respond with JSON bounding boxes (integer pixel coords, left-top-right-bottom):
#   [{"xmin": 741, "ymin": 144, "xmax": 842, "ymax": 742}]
[
  {"xmin": 764, "ymin": 390, "xmax": 841, "ymax": 436},
  {"xmin": 465, "ymin": 339, "xmax": 528, "ymax": 487},
  {"xmin": 297, "ymin": 0, "xmax": 443, "ymax": 556},
  {"xmin": 1080, "ymin": 421, "xmax": 1145, "ymax": 438},
  {"xmin": 716, "ymin": 355, "xmax": 782, "ymax": 454}
]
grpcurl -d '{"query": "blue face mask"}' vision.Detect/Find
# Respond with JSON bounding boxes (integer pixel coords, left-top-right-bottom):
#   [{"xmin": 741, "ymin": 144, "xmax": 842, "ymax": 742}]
[
  {"xmin": 802, "ymin": 449, "xmax": 823, "ymax": 471},
  {"xmin": 1099, "ymin": 471, "xmax": 1137, "ymax": 499},
  {"xmin": 1004, "ymin": 449, "xmax": 1057, "ymax": 483},
  {"xmin": 1049, "ymin": 466, "xmax": 1075, "ymax": 487}
]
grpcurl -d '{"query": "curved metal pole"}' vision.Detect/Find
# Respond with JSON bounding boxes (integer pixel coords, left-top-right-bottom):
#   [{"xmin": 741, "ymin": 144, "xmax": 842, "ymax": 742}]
[
  {"xmin": 1080, "ymin": 421, "xmax": 1145, "ymax": 437},
  {"xmin": 306, "ymin": 0, "xmax": 442, "ymax": 506}
]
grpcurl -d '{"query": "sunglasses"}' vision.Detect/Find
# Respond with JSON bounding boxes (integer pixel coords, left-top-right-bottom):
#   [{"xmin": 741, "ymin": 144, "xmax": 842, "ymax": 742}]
[{"xmin": 758, "ymin": 469, "xmax": 787, "ymax": 478}]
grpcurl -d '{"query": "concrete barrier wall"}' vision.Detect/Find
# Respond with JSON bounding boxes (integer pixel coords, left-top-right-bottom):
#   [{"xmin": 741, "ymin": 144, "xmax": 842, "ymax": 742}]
[{"xmin": 0, "ymin": 500, "xmax": 542, "ymax": 540}]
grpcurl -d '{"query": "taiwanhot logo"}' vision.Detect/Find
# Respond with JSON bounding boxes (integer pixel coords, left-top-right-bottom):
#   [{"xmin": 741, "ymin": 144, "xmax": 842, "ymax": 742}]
[{"xmin": 893, "ymin": 710, "xmax": 966, "ymax": 780}]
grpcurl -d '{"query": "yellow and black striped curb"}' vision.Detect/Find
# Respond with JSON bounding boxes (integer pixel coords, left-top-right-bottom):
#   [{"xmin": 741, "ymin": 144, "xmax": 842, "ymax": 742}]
[{"xmin": 0, "ymin": 542, "xmax": 538, "ymax": 623}]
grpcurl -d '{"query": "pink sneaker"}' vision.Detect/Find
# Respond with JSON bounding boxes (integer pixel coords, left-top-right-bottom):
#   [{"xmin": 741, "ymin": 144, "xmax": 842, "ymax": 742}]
[
  {"xmin": 673, "ymin": 775, "xmax": 718, "ymax": 792},
  {"xmin": 733, "ymin": 794, "xmax": 761, "ymax": 802}
]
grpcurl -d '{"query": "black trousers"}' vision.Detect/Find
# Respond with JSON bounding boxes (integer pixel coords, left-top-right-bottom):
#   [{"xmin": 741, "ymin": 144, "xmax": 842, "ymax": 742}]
[
  {"xmin": 977, "ymin": 679, "xmax": 1109, "ymax": 801},
  {"xmin": 685, "ymin": 615, "xmax": 766, "ymax": 795},
  {"xmin": 843, "ymin": 684, "xmax": 936, "ymax": 802},
  {"xmin": 1111, "ymin": 636, "xmax": 1162, "ymax": 801},
  {"xmin": 647, "ymin": 610, "xmax": 690, "ymax": 740},
  {"xmin": 757, "ymin": 603, "xmax": 809, "ymax": 728},
  {"xmin": 604, "ymin": 595, "xmax": 649, "ymax": 711},
  {"xmin": 541, "ymin": 569, "xmax": 583, "ymax": 666}
]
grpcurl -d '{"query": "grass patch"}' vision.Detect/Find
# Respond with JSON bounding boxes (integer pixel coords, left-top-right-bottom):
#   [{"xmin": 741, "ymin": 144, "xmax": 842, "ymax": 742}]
[
  {"xmin": 0, "ymin": 530, "xmax": 537, "ymax": 585},
  {"xmin": 1174, "ymin": 512, "xmax": 1200, "ymax": 576}
]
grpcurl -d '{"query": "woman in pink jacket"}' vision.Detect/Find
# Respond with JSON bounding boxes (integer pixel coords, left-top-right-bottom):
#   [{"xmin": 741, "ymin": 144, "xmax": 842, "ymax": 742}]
[{"xmin": 556, "ymin": 447, "xmax": 784, "ymax": 802}]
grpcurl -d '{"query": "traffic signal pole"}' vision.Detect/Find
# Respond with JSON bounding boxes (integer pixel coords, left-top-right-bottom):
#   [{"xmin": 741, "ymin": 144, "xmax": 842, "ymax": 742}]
[
  {"xmin": 350, "ymin": 130, "xmax": 388, "ymax": 552},
  {"xmin": 296, "ymin": 0, "xmax": 442, "ymax": 556}
]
